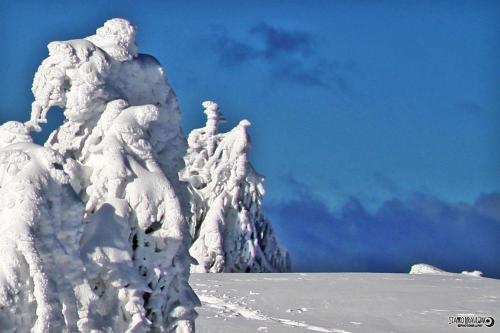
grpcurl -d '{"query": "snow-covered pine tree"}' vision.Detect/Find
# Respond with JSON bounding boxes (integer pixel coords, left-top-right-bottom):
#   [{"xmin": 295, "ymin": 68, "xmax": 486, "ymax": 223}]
[
  {"xmin": 182, "ymin": 101, "xmax": 291, "ymax": 273},
  {"xmin": 1, "ymin": 19, "xmax": 199, "ymax": 332},
  {"xmin": 0, "ymin": 17, "xmax": 291, "ymax": 332},
  {"xmin": 0, "ymin": 121, "xmax": 96, "ymax": 332}
]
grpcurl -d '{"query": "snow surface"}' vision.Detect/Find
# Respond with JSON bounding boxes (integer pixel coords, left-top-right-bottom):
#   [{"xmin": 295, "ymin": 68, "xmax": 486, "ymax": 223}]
[{"xmin": 191, "ymin": 273, "xmax": 500, "ymax": 333}]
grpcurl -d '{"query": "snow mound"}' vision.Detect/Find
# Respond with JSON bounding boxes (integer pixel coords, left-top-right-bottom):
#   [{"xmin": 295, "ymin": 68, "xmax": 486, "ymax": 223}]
[
  {"xmin": 461, "ymin": 270, "xmax": 483, "ymax": 277},
  {"xmin": 409, "ymin": 264, "xmax": 450, "ymax": 275},
  {"xmin": 409, "ymin": 264, "xmax": 483, "ymax": 277},
  {"xmin": 182, "ymin": 102, "xmax": 290, "ymax": 273}
]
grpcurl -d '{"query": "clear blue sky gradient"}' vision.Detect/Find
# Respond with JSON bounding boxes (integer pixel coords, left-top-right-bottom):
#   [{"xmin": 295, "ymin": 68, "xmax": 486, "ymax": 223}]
[{"xmin": 1, "ymin": 1, "xmax": 499, "ymax": 275}]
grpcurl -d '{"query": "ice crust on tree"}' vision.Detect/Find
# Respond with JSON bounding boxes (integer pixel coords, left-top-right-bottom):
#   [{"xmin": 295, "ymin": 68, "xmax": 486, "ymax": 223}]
[
  {"xmin": 182, "ymin": 102, "xmax": 291, "ymax": 273},
  {"xmin": 1, "ymin": 18, "xmax": 198, "ymax": 332}
]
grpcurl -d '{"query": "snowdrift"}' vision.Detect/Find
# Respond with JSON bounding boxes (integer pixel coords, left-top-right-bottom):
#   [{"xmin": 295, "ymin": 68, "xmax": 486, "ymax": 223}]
[{"xmin": 409, "ymin": 263, "xmax": 483, "ymax": 277}]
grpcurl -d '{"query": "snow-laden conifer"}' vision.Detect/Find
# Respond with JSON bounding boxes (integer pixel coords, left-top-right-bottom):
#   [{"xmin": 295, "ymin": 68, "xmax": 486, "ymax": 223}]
[
  {"xmin": 1, "ymin": 18, "xmax": 198, "ymax": 333},
  {"xmin": 183, "ymin": 102, "xmax": 291, "ymax": 273}
]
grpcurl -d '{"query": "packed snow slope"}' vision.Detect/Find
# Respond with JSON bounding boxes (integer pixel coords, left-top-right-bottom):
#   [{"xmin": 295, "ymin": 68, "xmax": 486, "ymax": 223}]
[{"xmin": 191, "ymin": 273, "xmax": 500, "ymax": 333}]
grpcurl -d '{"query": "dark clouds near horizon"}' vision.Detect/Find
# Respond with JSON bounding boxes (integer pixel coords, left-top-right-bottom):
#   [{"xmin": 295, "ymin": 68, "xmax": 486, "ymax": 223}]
[
  {"xmin": 266, "ymin": 190, "xmax": 500, "ymax": 278},
  {"xmin": 212, "ymin": 23, "xmax": 349, "ymax": 90}
]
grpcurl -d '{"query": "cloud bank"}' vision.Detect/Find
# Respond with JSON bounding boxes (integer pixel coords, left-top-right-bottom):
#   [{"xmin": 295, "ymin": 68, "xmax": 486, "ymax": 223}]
[
  {"xmin": 212, "ymin": 23, "xmax": 347, "ymax": 89},
  {"xmin": 266, "ymin": 190, "xmax": 500, "ymax": 278}
]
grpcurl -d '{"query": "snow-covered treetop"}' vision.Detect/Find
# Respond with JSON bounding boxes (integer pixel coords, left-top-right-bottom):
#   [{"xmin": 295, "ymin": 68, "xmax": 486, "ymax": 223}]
[
  {"xmin": 86, "ymin": 18, "xmax": 138, "ymax": 61},
  {"xmin": 28, "ymin": 17, "xmax": 185, "ymax": 180},
  {"xmin": 202, "ymin": 100, "xmax": 223, "ymax": 130}
]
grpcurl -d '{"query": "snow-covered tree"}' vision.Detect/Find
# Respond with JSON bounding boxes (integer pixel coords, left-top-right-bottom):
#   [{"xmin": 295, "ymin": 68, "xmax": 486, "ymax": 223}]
[
  {"xmin": 0, "ymin": 121, "xmax": 95, "ymax": 332},
  {"xmin": 1, "ymin": 19, "xmax": 198, "ymax": 332},
  {"xmin": 182, "ymin": 101, "xmax": 291, "ymax": 273},
  {"xmin": 0, "ymin": 18, "xmax": 290, "ymax": 332}
]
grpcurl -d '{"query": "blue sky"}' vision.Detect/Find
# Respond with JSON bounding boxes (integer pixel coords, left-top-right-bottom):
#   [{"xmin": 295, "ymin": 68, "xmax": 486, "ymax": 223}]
[{"xmin": 1, "ymin": 1, "xmax": 499, "ymax": 276}]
